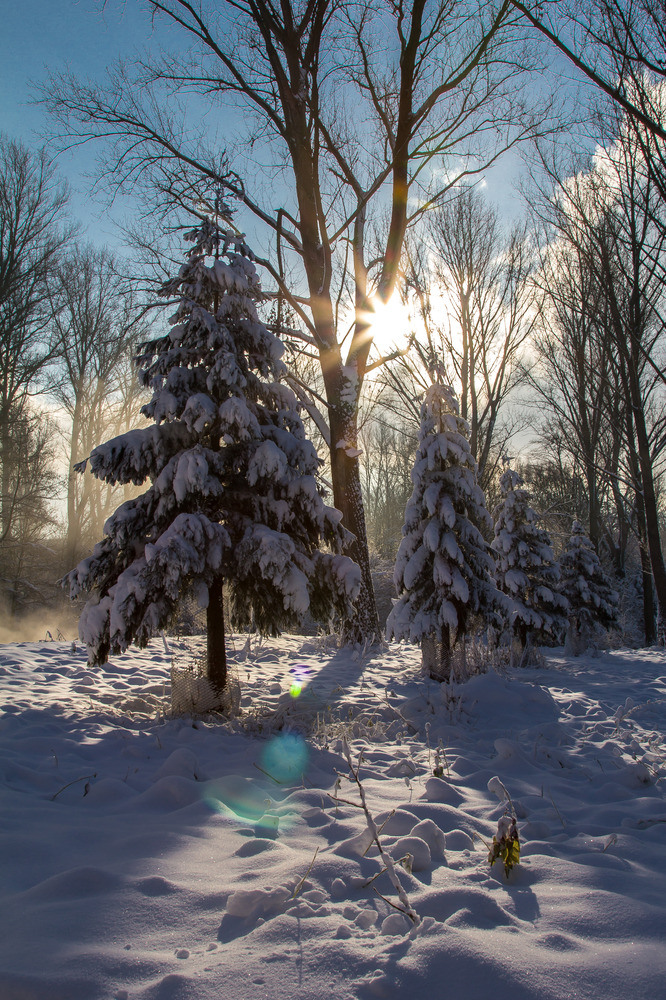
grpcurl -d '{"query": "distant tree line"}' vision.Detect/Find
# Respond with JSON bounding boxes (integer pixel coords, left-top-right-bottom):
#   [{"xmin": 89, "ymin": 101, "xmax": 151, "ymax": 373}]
[{"xmin": 0, "ymin": 136, "xmax": 146, "ymax": 619}]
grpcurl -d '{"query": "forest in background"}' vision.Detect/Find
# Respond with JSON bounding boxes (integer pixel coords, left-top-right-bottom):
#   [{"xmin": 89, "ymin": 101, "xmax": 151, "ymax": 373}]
[{"xmin": 1, "ymin": 0, "xmax": 666, "ymax": 650}]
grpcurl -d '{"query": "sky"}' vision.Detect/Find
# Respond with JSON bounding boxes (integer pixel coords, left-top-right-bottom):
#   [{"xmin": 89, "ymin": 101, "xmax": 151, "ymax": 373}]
[{"xmin": 0, "ymin": 0, "xmax": 541, "ymax": 252}]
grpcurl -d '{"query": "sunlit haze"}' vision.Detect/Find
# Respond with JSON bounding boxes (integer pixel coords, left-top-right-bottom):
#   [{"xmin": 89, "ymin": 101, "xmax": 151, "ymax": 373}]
[{"xmin": 365, "ymin": 295, "xmax": 414, "ymax": 359}]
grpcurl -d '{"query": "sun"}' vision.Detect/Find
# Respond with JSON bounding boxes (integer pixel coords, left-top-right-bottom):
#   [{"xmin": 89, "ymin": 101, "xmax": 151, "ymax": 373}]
[{"xmin": 364, "ymin": 295, "xmax": 413, "ymax": 358}]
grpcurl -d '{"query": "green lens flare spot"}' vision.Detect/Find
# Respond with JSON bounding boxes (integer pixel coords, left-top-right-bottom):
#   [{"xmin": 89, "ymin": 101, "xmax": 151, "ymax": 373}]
[{"xmin": 290, "ymin": 681, "xmax": 302, "ymax": 698}]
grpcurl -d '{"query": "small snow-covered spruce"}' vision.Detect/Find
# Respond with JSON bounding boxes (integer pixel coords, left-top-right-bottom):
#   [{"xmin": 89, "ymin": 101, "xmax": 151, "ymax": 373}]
[
  {"xmin": 387, "ymin": 384, "xmax": 507, "ymax": 682},
  {"xmin": 63, "ymin": 210, "xmax": 360, "ymax": 697},
  {"xmin": 559, "ymin": 520, "xmax": 619, "ymax": 655},
  {"xmin": 491, "ymin": 467, "xmax": 568, "ymax": 654}
]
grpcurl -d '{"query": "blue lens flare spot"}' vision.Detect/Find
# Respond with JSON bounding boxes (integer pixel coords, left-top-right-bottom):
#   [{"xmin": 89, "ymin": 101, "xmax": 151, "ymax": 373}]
[{"xmin": 261, "ymin": 732, "xmax": 309, "ymax": 784}]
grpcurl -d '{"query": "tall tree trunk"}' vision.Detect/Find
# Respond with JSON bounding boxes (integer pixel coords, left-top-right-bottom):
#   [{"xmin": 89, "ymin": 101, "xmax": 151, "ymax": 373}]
[
  {"xmin": 66, "ymin": 395, "xmax": 84, "ymax": 567},
  {"xmin": 328, "ymin": 400, "xmax": 380, "ymax": 642},
  {"xmin": 423, "ymin": 624, "xmax": 451, "ymax": 683},
  {"xmin": 584, "ymin": 455, "xmax": 601, "ymax": 550},
  {"xmin": 636, "ymin": 482, "xmax": 657, "ymax": 645},
  {"xmin": 206, "ymin": 575, "xmax": 227, "ymax": 695},
  {"xmin": 628, "ymin": 373, "xmax": 666, "ymax": 642},
  {"xmin": 287, "ymin": 111, "xmax": 381, "ymax": 641},
  {"xmin": 0, "ymin": 418, "xmax": 12, "ymax": 542},
  {"xmin": 0, "ymin": 416, "xmax": 13, "ymax": 614},
  {"xmin": 639, "ymin": 543, "xmax": 657, "ymax": 645},
  {"xmin": 601, "ymin": 242, "xmax": 666, "ymax": 642}
]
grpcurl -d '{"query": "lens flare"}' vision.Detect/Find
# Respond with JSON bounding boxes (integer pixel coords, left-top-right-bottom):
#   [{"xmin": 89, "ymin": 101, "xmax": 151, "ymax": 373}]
[
  {"xmin": 288, "ymin": 663, "xmax": 312, "ymax": 699},
  {"xmin": 203, "ymin": 774, "xmax": 269, "ymax": 820},
  {"xmin": 261, "ymin": 732, "xmax": 309, "ymax": 784}
]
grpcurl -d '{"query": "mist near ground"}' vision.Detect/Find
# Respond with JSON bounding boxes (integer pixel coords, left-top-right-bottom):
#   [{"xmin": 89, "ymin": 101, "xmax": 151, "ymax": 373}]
[{"xmin": 0, "ymin": 608, "xmax": 79, "ymax": 644}]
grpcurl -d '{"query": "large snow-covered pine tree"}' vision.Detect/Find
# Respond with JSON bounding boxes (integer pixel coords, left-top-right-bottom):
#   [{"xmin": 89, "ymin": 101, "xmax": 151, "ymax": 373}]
[
  {"xmin": 64, "ymin": 212, "xmax": 360, "ymax": 695},
  {"xmin": 559, "ymin": 520, "xmax": 619, "ymax": 654},
  {"xmin": 387, "ymin": 384, "xmax": 504, "ymax": 681},
  {"xmin": 491, "ymin": 467, "xmax": 568, "ymax": 651}
]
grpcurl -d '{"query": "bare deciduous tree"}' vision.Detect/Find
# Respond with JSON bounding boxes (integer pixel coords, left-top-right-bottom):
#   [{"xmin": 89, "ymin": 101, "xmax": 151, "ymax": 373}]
[
  {"xmin": 49, "ymin": 245, "xmax": 146, "ymax": 565},
  {"xmin": 510, "ymin": 0, "xmax": 666, "ymax": 142},
  {"xmin": 0, "ymin": 136, "xmax": 71, "ymax": 541},
  {"xmin": 379, "ymin": 188, "xmax": 534, "ymax": 490},
  {"xmin": 530, "ymin": 101, "xmax": 666, "ymax": 640},
  {"xmin": 527, "ymin": 215, "xmax": 617, "ymax": 552}
]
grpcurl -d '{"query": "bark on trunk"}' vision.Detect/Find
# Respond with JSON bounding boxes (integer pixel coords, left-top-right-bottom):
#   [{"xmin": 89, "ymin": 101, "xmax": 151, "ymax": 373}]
[
  {"xmin": 0, "ymin": 421, "xmax": 11, "ymax": 542},
  {"xmin": 206, "ymin": 576, "xmax": 227, "ymax": 696},
  {"xmin": 639, "ymin": 544, "xmax": 657, "ymax": 646},
  {"xmin": 423, "ymin": 624, "xmax": 452, "ymax": 683},
  {"xmin": 585, "ymin": 456, "xmax": 601, "ymax": 550},
  {"xmin": 630, "ymin": 385, "xmax": 666, "ymax": 642},
  {"xmin": 328, "ymin": 402, "xmax": 381, "ymax": 643},
  {"xmin": 286, "ymin": 114, "xmax": 380, "ymax": 643},
  {"xmin": 66, "ymin": 387, "xmax": 88, "ymax": 567},
  {"xmin": 636, "ymin": 495, "xmax": 657, "ymax": 645}
]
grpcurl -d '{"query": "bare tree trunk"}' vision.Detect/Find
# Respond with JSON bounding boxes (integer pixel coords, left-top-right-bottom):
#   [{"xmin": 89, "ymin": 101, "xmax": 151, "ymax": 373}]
[
  {"xmin": 584, "ymin": 455, "xmax": 602, "ymax": 550},
  {"xmin": 639, "ymin": 539, "xmax": 657, "ymax": 645},
  {"xmin": 206, "ymin": 576, "xmax": 227, "ymax": 695},
  {"xmin": 628, "ymin": 425, "xmax": 657, "ymax": 646},
  {"xmin": 597, "ymin": 218, "xmax": 666, "ymax": 642},
  {"xmin": 632, "ymin": 400, "xmax": 666, "ymax": 641},
  {"xmin": 0, "ymin": 419, "xmax": 11, "ymax": 542},
  {"xmin": 329, "ymin": 403, "xmax": 380, "ymax": 642},
  {"xmin": 66, "ymin": 394, "xmax": 83, "ymax": 566},
  {"xmin": 423, "ymin": 624, "xmax": 452, "ymax": 683}
]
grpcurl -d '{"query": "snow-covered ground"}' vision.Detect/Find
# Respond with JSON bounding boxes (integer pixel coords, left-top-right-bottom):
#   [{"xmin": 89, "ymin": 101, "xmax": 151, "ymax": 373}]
[{"xmin": 0, "ymin": 634, "xmax": 665, "ymax": 999}]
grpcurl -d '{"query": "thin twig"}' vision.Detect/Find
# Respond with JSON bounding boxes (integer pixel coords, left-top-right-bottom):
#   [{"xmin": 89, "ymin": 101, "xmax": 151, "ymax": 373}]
[
  {"xmin": 548, "ymin": 790, "xmax": 566, "ymax": 829},
  {"xmin": 362, "ymin": 855, "xmax": 411, "ymax": 888},
  {"xmin": 371, "ymin": 886, "xmax": 412, "ymax": 918},
  {"xmin": 253, "ymin": 762, "xmax": 282, "ymax": 785},
  {"xmin": 342, "ymin": 738, "xmax": 419, "ymax": 925},
  {"xmin": 51, "ymin": 773, "xmax": 96, "ymax": 801},
  {"xmin": 291, "ymin": 847, "xmax": 319, "ymax": 899}
]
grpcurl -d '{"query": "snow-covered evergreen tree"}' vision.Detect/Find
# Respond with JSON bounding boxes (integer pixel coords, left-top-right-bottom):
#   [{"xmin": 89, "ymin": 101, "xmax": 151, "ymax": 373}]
[
  {"xmin": 491, "ymin": 467, "xmax": 568, "ymax": 651},
  {"xmin": 64, "ymin": 210, "xmax": 360, "ymax": 695},
  {"xmin": 387, "ymin": 384, "xmax": 504, "ymax": 681},
  {"xmin": 559, "ymin": 520, "xmax": 619, "ymax": 654}
]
